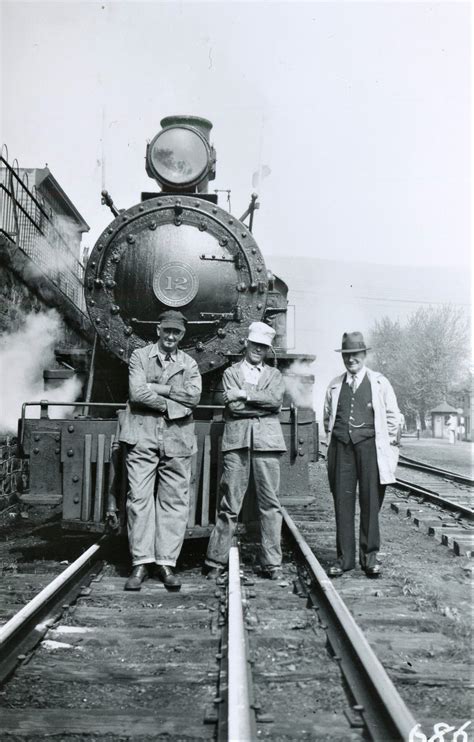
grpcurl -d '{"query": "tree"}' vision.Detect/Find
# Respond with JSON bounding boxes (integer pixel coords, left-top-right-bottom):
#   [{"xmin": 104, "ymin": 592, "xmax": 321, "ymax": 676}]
[{"xmin": 369, "ymin": 306, "xmax": 470, "ymax": 429}]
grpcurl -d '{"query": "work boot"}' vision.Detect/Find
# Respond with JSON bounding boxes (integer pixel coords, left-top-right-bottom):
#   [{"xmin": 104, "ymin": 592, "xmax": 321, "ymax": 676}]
[
  {"xmin": 124, "ymin": 564, "xmax": 149, "ymax": 591},
  {"xmin": 262, "ymin": 567, "xmax": 284, "ymax": 581},
  {"xmin": 155, "ymin": 565, "xmax": 181, "ymax": 591}
]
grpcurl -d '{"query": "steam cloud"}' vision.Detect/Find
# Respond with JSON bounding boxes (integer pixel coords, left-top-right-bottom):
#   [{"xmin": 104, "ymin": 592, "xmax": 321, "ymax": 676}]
[
  {"xmin": 283, "ymin": 360, "xmax": 316, "ymax": 410},
  {"xmin": 0, "ymin": 310, "xmax": 82, "ymax": 434}
]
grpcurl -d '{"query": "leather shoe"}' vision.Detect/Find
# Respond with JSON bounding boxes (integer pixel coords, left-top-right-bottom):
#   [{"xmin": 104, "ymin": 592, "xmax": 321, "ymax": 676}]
[
  {"xmin": 155, "ymin": 565, "xmax": 181, "ymax": 591},
  {"xmin": 363, "ymin": 564, "xmax": 381, "ymax": 578},
  {"xmin": 327, "ymin": 564, "xmax": 344, "ymax": 578},
  {"xmin": 124, "ymin": 564, "xmax": 149, "ymax": 591}
]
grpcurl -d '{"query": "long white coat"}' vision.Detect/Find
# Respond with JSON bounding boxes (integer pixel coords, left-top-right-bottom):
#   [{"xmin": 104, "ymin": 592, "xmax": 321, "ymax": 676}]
[{"xmin": 323, "ymin": 367, "xmax": 401, "ymax": 485}]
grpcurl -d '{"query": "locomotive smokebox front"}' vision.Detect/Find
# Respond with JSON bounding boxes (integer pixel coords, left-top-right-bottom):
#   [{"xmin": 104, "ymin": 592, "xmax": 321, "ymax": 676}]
[{"xmin": 85, "ymin": 117, "xmax": 270, "ymax": 375}]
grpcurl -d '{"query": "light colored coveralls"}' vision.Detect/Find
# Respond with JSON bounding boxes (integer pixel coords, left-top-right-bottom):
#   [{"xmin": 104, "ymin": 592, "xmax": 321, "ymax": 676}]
[
  {"xmin": 119, "ymin": 344, "xmax": 201, "ymax": 567},
  {"xmin": 206, "ymin": 361, "xmax": 287, "ymax": 570}
]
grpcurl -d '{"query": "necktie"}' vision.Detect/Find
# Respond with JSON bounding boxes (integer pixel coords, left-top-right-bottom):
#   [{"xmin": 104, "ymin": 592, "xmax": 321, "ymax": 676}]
[
  {"xmin": 350, "ymin": 375, "xmax": 357, "ymax": 394},
  {"xmin": 165, "ymin": 353, "xmax": 172, "ymax": 362}
]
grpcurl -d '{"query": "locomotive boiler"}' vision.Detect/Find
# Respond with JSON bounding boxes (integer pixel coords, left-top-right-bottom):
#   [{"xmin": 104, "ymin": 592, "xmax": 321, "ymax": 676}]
[{"xmin": 20, "ymin": 116, "xmax": 317, "ymax": 535}]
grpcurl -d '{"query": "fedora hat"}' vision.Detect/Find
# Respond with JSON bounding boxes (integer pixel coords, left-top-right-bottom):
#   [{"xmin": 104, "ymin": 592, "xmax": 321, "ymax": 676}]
[
  {"xmin": 247, "ymin": 321, "xmax": 275, "ymax": 347},
  {"xmin": 158, "ymin": 310, "xmax": 187, "ymax": 331},
  {"xmin": 335, "ymin": 331, "xmax": 371, "ymax": 354}
]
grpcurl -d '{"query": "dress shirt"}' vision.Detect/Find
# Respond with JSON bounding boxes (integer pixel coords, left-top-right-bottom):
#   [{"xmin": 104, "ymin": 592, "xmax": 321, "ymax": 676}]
[
  {"xmin": 157, "ymin": 349, "xmax": 177, "ymax": 366},
  {"xmin": 241, "ymin": 359, "xmax": 263, "ymax": 385},
  {"xmin": 346, "ymin": 367, "xmax": 366, "ymax": 392}
]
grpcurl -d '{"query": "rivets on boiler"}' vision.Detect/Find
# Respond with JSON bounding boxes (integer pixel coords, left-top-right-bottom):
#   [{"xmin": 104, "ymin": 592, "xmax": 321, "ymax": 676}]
[
  {"xmin": 126, "ymin": 234, "xmax": 136, "ymax": 244},
  {"xmin": 149, "ymin": 221, "xmax": 157, "ymax": 230},
  {"xmin": 124, "ymin": 327, "xmax": 133, "ymax": 336}
]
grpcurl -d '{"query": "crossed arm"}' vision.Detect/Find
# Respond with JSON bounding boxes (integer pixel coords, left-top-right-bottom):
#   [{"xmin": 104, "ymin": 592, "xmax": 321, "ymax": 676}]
[
  {"xmin": 128, "ymin": 351, "xmax": 201, "ymax": 418},
  {"xmin": 224, "ymin": 368, "xmax": 284, "ymax": 418}
]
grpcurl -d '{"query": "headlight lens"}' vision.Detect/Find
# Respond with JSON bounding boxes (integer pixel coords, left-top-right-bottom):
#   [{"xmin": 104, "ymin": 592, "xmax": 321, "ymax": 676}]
[{"xmin": 148, "ymin": 127, "xmax": 209, "ymax": 187}]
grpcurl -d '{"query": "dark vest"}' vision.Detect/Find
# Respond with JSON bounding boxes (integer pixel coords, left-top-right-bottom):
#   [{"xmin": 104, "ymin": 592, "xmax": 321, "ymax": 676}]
[{"xmin": 332, "ymin": 374, "xmax": 375, "ymax": 445}]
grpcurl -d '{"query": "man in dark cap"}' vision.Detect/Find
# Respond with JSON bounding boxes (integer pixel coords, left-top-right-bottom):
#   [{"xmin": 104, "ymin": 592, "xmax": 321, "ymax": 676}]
[
  {"xmin": 323, "ymin": 332, "xmax": 400, "ymax": 578},
  {"xmin": 119, "ymin": 310, "xmax": 201, "ymax": 591}
]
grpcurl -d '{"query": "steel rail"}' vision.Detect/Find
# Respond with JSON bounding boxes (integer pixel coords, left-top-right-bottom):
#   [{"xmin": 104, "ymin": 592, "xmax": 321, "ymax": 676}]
[
  {"xmin": 221, "ymin": 546, "xmax": 257, "ymax": 742},
  {"xmin": 0, "ymin": 538, "xmax": 105, "ymax": 684},
  {"xmin": 394, "ymin": 478, "xmax": 473, "ymax": 520},
  {"xmin": 398, "ymin": 455, "xmax": 474, "ymax": 486},
  {"xmin": 282, "ymin": 508, "xmax": 418, "ymax": 741}
]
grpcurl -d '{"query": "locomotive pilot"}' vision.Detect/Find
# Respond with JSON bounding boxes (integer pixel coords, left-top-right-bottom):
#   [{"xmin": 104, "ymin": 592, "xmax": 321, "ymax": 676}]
[
  {"xmin": 119, "ymin": 310, "xmax": 201, "ymax": 591},
  {"xmin": 204, "ymin": 321, "xmax": 286, "ymax": 580},
  {"xmin": 323, "ymin": 332, "xmax": 400, "ymax": 578}
]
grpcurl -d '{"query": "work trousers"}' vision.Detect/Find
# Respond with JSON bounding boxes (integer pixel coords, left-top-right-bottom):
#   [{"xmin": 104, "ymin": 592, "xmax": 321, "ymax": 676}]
[
  {"xmin": 206, "ymin": 448, "xmax": 282, "ymax": 570},
  {"xmin": 125, "ymin": 435, "xmax": 191, "ymax": 567},
  {"xmin": 327, "ymin": 436, "xmax": 386, "ymax": 571}
]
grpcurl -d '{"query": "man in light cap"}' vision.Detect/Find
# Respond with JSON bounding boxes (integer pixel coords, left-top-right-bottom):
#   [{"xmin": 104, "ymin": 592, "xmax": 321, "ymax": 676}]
[
  {"xmin": 119, "ymin": 310, "xmax": 201, "ymax": 591},
  {"xmin": 204, "ymin": 321, "xmax": 286, "ymax": 580},
  {"xmin": 323, "ymin": 332, "xmax": 400, "ymax": 578}
]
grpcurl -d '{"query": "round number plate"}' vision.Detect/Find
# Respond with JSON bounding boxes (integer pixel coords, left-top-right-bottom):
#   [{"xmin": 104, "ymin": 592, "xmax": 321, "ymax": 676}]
[{"xmin": 153, "ymin": 261, "xmax": 199, "ymax": 307}]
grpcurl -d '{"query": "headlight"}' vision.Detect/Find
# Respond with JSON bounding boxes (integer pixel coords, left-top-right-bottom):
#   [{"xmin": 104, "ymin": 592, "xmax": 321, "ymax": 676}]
[{"xmin": 146, "ymin": 124, "xmax": 214, "ymax": 190}]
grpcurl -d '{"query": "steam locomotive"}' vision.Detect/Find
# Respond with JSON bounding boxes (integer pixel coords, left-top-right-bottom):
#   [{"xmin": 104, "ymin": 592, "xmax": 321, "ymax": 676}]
[{"xmin": 20, "ymin": 116, "xmax": 317, "ymax": 535}]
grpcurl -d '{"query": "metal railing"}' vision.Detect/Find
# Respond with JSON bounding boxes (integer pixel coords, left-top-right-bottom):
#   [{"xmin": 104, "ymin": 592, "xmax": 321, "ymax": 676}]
[{"xmin": 0, "ymin": 146, "xmax": 86, "ymax": 311}]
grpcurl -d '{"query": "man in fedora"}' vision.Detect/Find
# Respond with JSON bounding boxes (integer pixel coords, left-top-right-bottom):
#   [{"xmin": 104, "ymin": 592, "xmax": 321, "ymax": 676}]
[
  {"xmin": 204, "ymin": 321, "xmax": 286, "ymax": 580},
  {"xmin": 323, "ymin": 331, "xmax": 400, "ymax": 578},
  {"xmin": 119, "ymin": 310, "xmax": 201, "ymax": 591}
]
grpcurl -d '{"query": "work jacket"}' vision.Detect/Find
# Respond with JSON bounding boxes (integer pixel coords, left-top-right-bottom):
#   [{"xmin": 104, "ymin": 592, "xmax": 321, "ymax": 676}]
[
  {"xmin": 222, "ymin": 361, "xmax": 287, "ymax": 453},
  {"xmin": 118, "ymin": 344, "xmax": 201, "ymax": 457},
  {"xmin": 323, "ymin": 367, "xmax": 400, "ymax": 484}
]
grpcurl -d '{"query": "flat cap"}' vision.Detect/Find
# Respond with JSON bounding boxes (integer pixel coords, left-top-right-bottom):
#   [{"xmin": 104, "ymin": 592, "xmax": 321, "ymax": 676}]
[{"xmin": 158, "ymin": 310, "xmax": 187, "ymax": 330}]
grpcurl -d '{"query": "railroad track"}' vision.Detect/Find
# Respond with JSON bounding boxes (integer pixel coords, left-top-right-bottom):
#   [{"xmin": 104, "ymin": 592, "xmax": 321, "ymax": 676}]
[
  {"xmin": 1, "ymin": 480, "xmax": 471, "ymax": 740},
  {"xmin": 398, "ymin": 454, "xmax": 474, "ymax": 487},
  {"xmin": 1, "ymin": 517, "xmax": 419, "ymax": 741}
]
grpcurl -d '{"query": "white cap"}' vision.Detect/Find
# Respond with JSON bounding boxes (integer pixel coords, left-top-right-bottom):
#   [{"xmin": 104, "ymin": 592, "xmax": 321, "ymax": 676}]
[{"xmin": 247, "ymin": 321, "xmax": 276, "ymax": 347}]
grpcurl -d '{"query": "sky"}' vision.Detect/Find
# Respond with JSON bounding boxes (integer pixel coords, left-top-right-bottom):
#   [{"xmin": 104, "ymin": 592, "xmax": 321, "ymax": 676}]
[
  {"xmin": 0, "ymin": 0, "xmax": 471, "ymax": 417},
  {"xmin": 1, "ymin": 0, "xmax": 471, "ymax": 268}
]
